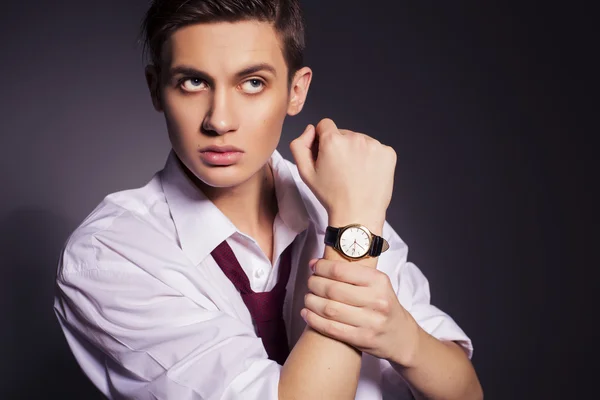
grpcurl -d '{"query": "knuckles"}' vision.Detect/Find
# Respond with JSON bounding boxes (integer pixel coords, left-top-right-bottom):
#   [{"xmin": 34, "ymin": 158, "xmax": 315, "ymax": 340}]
[
  {"xmin": 324, "ymin": 282, "xmax": 340, "ymax": 300},
  {"xmin": 361, "ymin": 328, "xmax": 378, "ymax": 349},
  {"xmin": 385, "ymin": 145, "xmax": 398, "ymax": 165},
  {"xmin": 316, "ymin": 118, "xmax": 338, "ymax": 137},
  {"xmin": 372, "ymin": 297, "xmax": 392, "ymax": 315},
  {"xmin": 313, "ymin": 118, "xmax": 397, "ymax": 163},
  {"xmin": 329, "ymin": 262, "xmax": 345, "ymax": 280},
  {"xmin": 373, "ymin": 314, "xmax": 388, "ymax": 333},
  {"xmin": 289, "ymin": 136, "xmax": 302, "ymax": 150},
  {"xmin": 323, "ymin": 302, "xmax": 339, "ymax": 319}
]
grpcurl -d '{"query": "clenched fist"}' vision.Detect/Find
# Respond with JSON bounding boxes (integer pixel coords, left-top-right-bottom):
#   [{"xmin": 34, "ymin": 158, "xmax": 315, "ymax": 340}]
[{"xmin": 290, "ymin": 118, "xmax": 397, "ymax": 232}]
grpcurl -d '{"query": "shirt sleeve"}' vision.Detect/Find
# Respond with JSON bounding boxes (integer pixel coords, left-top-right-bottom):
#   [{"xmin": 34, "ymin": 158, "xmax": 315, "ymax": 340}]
[
  {"xmin": 381, "ymin": 222, "xmax": 474, "ymax": 359},
  {"xmin": 54, "ymin": 233, "xmax": 281, "ymax": 399}
]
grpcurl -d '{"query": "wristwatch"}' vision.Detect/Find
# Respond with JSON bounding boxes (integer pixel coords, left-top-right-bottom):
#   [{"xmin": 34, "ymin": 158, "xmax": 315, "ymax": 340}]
[{"xmin": 324, "ymin": 224, "xmax": 390, "ymax": 260}]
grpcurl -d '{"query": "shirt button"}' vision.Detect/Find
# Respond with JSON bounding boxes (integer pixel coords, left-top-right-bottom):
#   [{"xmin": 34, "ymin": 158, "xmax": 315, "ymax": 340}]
[{"xmin": 254, "ymin": 268, "xmax": 265, "ymax": 279}]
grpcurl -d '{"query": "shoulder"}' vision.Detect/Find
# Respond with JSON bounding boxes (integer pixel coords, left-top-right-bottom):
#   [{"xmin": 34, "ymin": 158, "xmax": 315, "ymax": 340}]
[{"xmin": 58, "ymin": 173, "xmax": 175, "ymax": 275}]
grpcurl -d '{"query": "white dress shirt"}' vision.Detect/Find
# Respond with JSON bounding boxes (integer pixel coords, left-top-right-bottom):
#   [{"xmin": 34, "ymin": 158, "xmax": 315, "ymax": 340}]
[{"xmin": 54, "ymin": 150, "xmax": 473, "ymax": 400}]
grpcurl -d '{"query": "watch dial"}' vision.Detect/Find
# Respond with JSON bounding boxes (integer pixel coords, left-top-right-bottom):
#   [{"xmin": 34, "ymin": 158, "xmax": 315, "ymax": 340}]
[{"xmin": 340, "ymin": 227, "xmax": 370, "ymax": 258}]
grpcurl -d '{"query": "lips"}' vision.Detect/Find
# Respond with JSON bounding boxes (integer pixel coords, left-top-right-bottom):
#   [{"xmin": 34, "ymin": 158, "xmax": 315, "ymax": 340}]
[
  {"xmin": 199, "ymin": 145, "xmax": 244, "ymax": 153},
  {"xmin": 198, "ymin": 145, "xmax": 244, "ymax": 166}
]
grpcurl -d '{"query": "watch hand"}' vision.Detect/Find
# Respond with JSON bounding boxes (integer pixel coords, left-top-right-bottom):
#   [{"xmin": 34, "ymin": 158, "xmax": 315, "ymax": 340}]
[{"xmin": 355, "ymin": 242, "xmax": 365, "ymax": 251}]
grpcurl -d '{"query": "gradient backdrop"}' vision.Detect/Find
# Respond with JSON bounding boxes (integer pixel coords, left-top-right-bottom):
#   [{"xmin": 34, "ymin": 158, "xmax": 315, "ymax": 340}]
[{"xmin": 0, "ymin": 1, "xmax": 592, "ymax": 399}]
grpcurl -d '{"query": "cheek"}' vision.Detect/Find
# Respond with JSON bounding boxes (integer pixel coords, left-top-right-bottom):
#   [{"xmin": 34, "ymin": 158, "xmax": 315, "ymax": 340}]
[
  {"xmin": 250, "ymin": 92, "xmax": 289, "ymax": 133},
  {"xmin": 163, "ymin": 92, "xmax": 206, "ymax": 131}
]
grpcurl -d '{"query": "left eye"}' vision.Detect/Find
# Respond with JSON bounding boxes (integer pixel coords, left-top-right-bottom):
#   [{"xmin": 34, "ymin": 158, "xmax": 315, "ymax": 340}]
[{"xmin": 240, "ymin": 79, "xmax": 265, "ymax": 94}]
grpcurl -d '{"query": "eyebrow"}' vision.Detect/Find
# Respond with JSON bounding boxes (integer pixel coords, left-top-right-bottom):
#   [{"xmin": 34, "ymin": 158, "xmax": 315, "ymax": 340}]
[{"xmin": 167, "ymin": 63, "xmax": 278, "ymax": 81}]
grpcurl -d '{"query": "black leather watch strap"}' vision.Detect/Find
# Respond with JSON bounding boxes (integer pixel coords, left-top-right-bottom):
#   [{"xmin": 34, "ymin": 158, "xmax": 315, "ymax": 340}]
[
  {"xmin": 324, "ymin": 226, "xmax": 340, "ymax": 247},
  {"xmin": 368, "ymin": 235, "xmax": 384, "ymax": 257}
]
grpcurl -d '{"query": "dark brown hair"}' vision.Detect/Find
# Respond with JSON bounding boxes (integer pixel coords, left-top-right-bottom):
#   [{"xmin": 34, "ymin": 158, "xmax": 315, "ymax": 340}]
[{"xmin": 140, "ymin": 0, "xmax": 306, "ymax": 81}]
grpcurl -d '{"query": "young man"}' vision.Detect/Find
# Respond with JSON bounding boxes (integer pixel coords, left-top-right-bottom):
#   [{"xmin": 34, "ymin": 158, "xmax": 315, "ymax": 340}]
[{"xmin": 54, "ymin": 1, "xmax": 482, "ymax": 399}]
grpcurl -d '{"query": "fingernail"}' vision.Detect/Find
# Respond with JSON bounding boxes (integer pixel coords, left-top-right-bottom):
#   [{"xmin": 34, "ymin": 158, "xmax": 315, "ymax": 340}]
[
  {"xmin": 309, "ymin": 259, "xmax": 318, "ymax": 272},
  {"xmin": 301, "ymin": 309, "xmax": 307, "ymax": 322}
]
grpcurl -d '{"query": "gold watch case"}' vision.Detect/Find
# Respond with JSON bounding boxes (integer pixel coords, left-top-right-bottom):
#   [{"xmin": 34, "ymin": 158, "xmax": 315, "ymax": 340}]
[{"xmin": 336, "ymin": 224, "xmax": 374, "ymax": 260}]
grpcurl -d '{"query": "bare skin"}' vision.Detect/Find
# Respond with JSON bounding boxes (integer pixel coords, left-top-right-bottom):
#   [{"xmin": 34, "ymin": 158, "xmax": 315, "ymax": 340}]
[{"xmin": 145, "ymin": 20, "xmax": 482, "ymax": 400}]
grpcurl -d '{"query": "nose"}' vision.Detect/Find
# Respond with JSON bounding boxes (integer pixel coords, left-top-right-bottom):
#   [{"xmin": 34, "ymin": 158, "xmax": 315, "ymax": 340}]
[{"xmin": 202, "ymin": 88, "xmax": 239, "ymax": 135}]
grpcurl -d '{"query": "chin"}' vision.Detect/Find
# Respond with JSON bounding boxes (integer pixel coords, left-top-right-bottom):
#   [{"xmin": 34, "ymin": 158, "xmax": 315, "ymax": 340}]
[{"xmin": 189, "ymin": 161, "xmax": 257, "ymax": 189}]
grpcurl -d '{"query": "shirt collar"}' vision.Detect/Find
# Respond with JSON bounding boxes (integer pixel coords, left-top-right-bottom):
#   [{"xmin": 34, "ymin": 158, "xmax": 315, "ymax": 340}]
[{"xmin": 159, "ymin": 149, "xmax": 310, "ymax": 266}]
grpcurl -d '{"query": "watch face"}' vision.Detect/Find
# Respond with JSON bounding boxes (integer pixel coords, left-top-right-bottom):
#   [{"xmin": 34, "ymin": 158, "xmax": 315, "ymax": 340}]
[{"xmin": 339, "ymin": 226, "xmax": 371, "ymax": 258}]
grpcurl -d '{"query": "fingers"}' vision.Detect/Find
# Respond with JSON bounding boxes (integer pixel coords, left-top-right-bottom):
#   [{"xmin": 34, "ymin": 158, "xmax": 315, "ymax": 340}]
[
  {"xmin": 307, "ymin": 275, "xmax": 374, "ymax": 308},
  {"xmin": 307, "ymin": 259, "xmax": 394, "ymax": 311},
  {"xmin": 315, "ymin": 118, "xmax": 339, "ymax": 138},
  {"xmin": 310, "ymin": 258, "xmax": 380, "ymax": 286},
  {"xmin": 304, "ymin": 293, "xmax": 366, "ymax": 327},
  {"xmin": 301, "ymin": 307, "xmax": 363, "ymax": 345},
  {"xmin": 289, "ymin": 124, "xmax": 316, "ymax": 179}
]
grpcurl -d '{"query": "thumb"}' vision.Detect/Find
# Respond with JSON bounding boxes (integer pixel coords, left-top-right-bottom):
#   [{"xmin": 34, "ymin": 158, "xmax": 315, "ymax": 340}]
[{"xmin": 290, "ymin": 124, "xmax": 316, "ymax": 181}]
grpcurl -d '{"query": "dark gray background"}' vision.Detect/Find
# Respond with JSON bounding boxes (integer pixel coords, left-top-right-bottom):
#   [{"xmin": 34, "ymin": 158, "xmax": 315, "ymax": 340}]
[{"xmin": 0, "ymin": 1, "xmax": 593, "ymax": 399}]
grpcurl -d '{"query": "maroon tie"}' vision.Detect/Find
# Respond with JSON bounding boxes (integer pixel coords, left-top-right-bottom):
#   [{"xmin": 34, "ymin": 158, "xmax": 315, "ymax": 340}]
[{"xmin": 211, "ymin": 240, "xmax": 293, "ymax": 365}]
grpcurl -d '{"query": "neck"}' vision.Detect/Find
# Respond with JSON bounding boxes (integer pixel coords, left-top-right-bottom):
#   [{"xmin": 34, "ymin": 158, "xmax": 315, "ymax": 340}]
[{"xmin": 190, "ymin": 163, "xmax": 278, "ymax": 239}]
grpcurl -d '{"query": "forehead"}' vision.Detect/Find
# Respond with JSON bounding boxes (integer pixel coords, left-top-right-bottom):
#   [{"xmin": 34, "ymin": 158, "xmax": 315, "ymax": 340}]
[{"xmin": 162, "ymin": 20, "xmax": 287, "ymax": 73}]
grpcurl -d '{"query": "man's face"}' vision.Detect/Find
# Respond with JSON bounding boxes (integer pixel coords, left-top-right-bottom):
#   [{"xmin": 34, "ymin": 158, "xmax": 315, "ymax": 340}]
[{"xmin": 148, "ymin": 21, "xmax": 311, "ymax": 188}]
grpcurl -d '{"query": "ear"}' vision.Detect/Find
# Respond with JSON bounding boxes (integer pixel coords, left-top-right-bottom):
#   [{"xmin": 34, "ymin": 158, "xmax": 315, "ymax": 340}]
[
  {"xmin": 287, "ymin": 66, "xmax": 313, "ymax": 116},
  {"xmin": 145, "ymin": 65, "xmax": 164, "ymax": 112}
]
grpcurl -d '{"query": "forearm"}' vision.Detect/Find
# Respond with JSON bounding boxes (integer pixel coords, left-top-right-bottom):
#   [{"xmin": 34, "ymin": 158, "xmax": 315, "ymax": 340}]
[
  {"xmin": 391, "ymin": 322, "xmax": 483, "ymax": 400},
  {"xmin": 279, "ymin": 216, "xmax": 383, "ymax": 399},
  {"xmin": 279, "ymin": 307, "xmax": 361, "ymax": 399}
]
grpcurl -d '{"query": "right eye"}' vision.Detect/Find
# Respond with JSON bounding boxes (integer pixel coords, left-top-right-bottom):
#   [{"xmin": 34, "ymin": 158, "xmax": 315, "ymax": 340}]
[{"xmin": 180, "ymin": 78, "xmax": 208, "ymax": 92}]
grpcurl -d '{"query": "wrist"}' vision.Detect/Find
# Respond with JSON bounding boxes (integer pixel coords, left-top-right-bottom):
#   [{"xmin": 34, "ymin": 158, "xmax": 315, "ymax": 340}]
[
  {"xmin": 327, "ymin": 213, "xmax": 385, "ymax": 236},
  {"xmin": 388, "ymin": 312, "xmax": 425, "ymax": 369}
]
